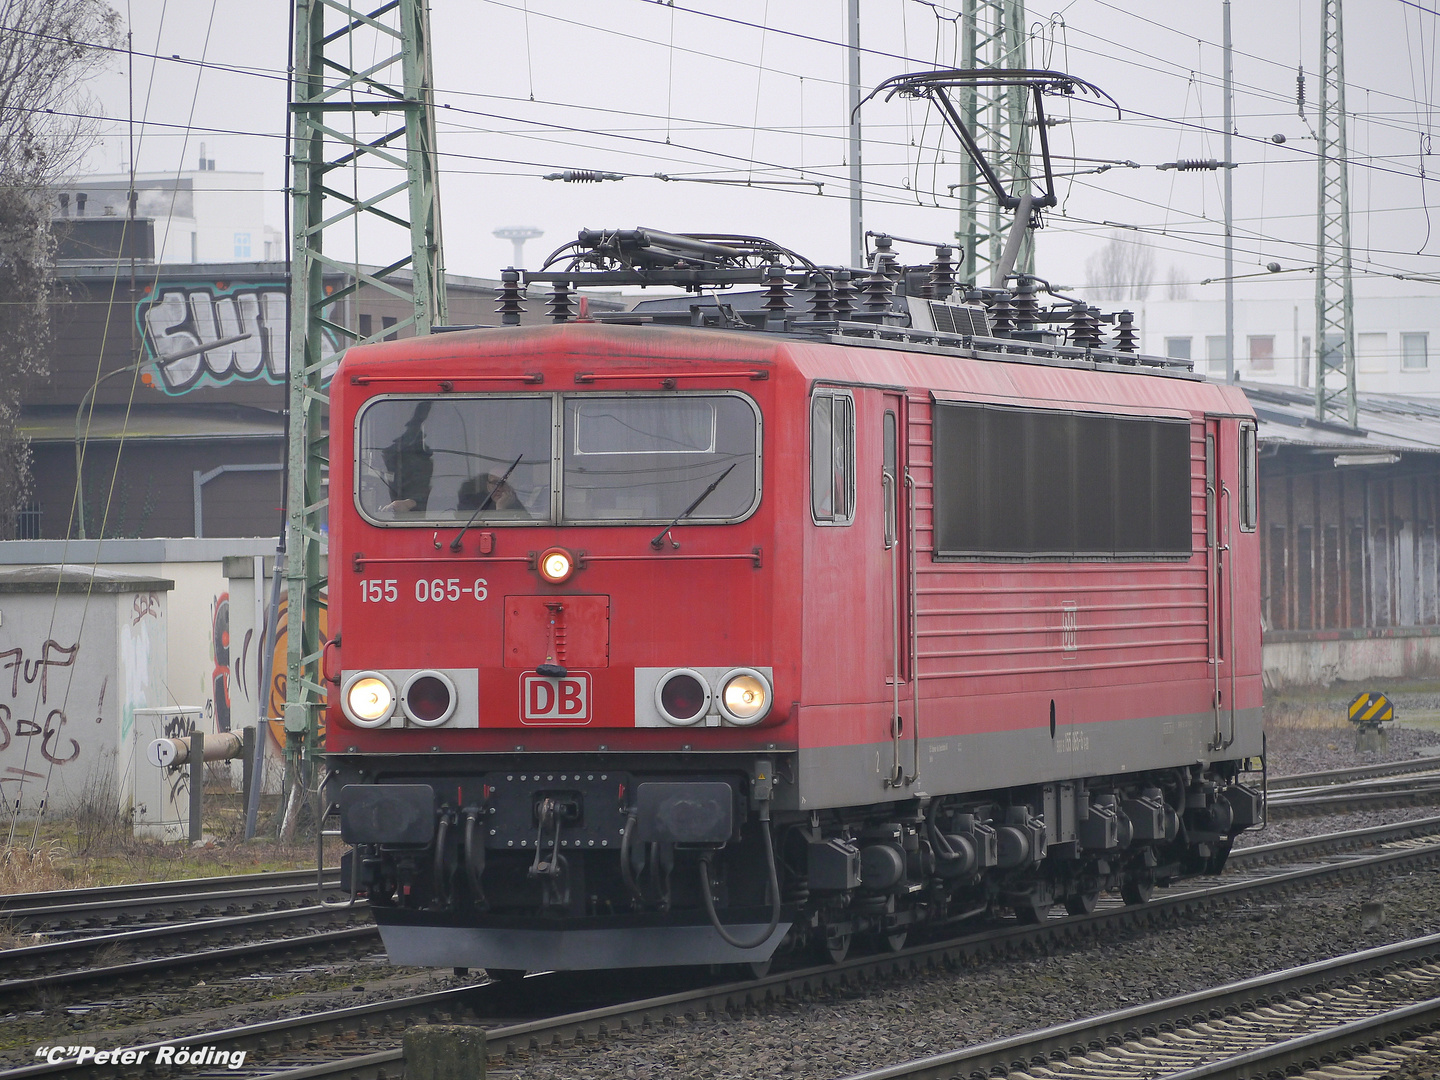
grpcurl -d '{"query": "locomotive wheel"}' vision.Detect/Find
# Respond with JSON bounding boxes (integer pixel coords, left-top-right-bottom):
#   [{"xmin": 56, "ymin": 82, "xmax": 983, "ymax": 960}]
[
  {"xmin": 1012, "ymin": 892, "xmax": 1053, "ymax": 924},
  {"xmin": 1121, "ymin": 878, "xmax": 1154, "ymax": 905},
  {"xmin": 824, "ymin": 932, "xmax": 852, "ymax": 964},
  {"xmin": 883, "ymin": 929, "xmax": 908, "ymax": 953},
  {"xmin": 746, "ymin": 958, "xmax": 773, "ymax": 979},
  {"xmin": 1064, "ymin": 890, "xmax": 1100, "ymax": 916}
]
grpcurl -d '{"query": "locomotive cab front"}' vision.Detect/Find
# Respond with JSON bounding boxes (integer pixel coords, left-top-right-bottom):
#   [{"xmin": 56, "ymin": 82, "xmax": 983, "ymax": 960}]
[{"xmin": 326, "ymin": 324, "xmax": 797, "ymax": 970}]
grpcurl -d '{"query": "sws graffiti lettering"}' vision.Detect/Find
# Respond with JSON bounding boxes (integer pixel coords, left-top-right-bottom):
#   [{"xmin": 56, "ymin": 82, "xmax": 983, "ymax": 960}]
[{"xmin": 137, "ymin": 284, "xmax": 339, "ymax": 395}]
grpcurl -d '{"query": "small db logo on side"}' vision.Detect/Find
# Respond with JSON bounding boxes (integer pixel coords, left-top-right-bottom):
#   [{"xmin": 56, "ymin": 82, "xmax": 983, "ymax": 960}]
[{"xmin": 520, "ymin": 671, "xmax": 591, "ymax": 725}]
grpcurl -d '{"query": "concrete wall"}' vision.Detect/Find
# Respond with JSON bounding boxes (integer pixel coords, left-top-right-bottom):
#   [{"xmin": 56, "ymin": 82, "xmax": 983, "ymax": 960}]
[
  {"xmin": 0, "ymin": 539, "xmax": 278, "ymax": 799},
  {"xmin": 1263, "ymin": 628, "xmax": 1440, "ymax": 689},
  {"xmin": 0, "ymin": 566, "xmax": 170, "ymax": 816}
]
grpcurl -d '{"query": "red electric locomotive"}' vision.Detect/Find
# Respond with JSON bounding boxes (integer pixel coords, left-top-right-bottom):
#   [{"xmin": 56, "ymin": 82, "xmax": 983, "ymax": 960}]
[{"xmin": 328, "ymin": 229, "xmax": 1264, "ymax": 974}]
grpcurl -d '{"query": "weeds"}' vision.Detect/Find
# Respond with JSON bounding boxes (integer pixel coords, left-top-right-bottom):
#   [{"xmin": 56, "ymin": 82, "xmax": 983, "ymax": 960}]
[{"xmin": 0, "ymin": 840, "xmax": 83, "ymax": 894}]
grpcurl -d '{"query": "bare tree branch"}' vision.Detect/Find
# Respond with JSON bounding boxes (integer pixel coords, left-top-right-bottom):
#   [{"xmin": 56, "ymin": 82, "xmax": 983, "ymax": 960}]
[
  {"xmin": 1084, "ymin": 230, "xmax": 1156, "ymax": 303},
  {"xmin": 0, "ymin": 0, "xmax": 120, "ymax": 535}
]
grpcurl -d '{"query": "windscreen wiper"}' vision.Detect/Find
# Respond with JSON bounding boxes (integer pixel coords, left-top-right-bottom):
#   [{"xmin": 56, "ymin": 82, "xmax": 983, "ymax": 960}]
[
  {"xmin": 450, "ymin": 453, "xmax": 523, "ymax": 553},
  {"xmin": 650, "ymin": 463, "xmax": 737, "ymax": 550}
]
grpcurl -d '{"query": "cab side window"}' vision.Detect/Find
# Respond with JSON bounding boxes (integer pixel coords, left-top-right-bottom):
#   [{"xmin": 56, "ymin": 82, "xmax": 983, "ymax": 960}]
[
  {"xmin": 1239, "ymin": 421, "xmax": 1257, "ymax": 532},
  {"xmin": 811, "ymin": 390, "xmax": 855, "ymax": 525}
]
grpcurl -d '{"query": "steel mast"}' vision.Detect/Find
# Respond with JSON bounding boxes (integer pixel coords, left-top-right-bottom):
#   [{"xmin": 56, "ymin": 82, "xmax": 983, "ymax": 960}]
[
  {"xmin": 1313, "ymin": 0, "xmax": 1356, "ymax": 427},
  {"xmin": 956, "ymin": 0, "xmax": 1030, "ymax": 287},
  {"xmin": 286, "ymin": 0, "xmax": 448, "ymax": 781}
]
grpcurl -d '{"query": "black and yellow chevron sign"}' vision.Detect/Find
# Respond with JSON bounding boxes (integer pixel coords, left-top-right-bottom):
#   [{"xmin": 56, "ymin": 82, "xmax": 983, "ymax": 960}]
[{"xmin": 1348, "ymin": 691, "xmax": 1394, "ymax": 725}]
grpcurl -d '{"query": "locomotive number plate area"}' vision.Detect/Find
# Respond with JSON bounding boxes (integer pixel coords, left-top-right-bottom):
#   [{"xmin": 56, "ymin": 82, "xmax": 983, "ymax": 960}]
[
  {"xmin": 520, "ymin": 671, "xmax": 592, "ymax": 725},
  {"xmin": 483, "ymin": 771, "xmax": 632, "ymax": 851}
]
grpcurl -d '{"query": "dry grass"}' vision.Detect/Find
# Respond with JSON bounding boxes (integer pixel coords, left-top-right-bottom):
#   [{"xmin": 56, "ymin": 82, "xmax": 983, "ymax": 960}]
[
  {"xmin": 0, "ymin": 840, "xmax": 86, "ymax": 894},
  {"xmin": 1265, "ymin": 700, "xmax": 1348, "ymax": 731},
  {"xmin": 0, "ymin": 786, "xmax": 320, "ymax": 896}
]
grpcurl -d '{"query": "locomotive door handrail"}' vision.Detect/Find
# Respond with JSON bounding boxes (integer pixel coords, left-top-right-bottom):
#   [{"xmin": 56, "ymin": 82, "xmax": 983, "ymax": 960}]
[{"xmin": 905, "ymin": 470, "xmax": 920, "ymax": 786}]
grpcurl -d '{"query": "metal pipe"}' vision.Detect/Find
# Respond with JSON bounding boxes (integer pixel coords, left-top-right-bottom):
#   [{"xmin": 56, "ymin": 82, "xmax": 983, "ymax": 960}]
[
  {"xmin": 990, "ymin": 191, "xmax": 1033, "ymax": 288},
  {"xmin": 148, "ymin": 731, "xmax": 244, "ymax": 767},
  {"xmin": 847, "ymin": 0, "xmax": 863, "ymax": 268}
]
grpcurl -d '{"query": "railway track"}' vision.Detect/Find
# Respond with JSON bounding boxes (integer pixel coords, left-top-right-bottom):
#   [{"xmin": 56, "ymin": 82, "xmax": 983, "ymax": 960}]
[
  {"xmin": 7, "ymin": 826, "xmax": 1440, "ymax": 1080},
  {"xmin": 1267, "ymin": 754, "xmax": 1440, "ymax": 790},
  {"xmin": 4, "ymin": 814, "xmax": 1434, "ymax": 1020},
  {"xmin": 0, "ymin": 869, "xmax": 346, "ymax": 934},
  {"xmin": 1263, "ymin": 765, "xmax": 1440, "ymax": 817},
  {"xmin": 0, "ymin": 904, "xmax": 376, "ymax": 1002},
  {"xmin": 833, "ymin": 932, "xmax": 1440, "ymax": 1080}
]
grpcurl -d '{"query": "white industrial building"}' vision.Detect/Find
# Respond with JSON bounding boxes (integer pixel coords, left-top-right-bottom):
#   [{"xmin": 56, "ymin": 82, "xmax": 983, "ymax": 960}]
[
  {"xmin": 53, "ymin": 146, "xmax": 282, "ymax": 266},
  {"xmin": 1129, "ymin": 279, "xmax": 1437, "ymax": 396}
]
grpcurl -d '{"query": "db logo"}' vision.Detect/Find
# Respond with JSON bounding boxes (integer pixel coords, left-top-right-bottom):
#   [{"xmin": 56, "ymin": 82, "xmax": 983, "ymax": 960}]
[{"xmin": 520, "ymin": 671, "xmax": 591, "ymax": 725}]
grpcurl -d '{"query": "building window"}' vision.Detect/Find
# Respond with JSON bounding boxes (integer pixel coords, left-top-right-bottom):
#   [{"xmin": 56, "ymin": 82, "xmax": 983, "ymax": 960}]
[
  {"xmin": 811, "ymin": 390, "xmax": 855, "ymax": 525},
  {"xmin": 1357, "ymin": 332, "xmax": 1388, "ymax": 374},
  {"xmin": 1247, "ymin": 335, "xmax": 1274, "ymax": 373},
  {"xmin": 1205, "ymin": 335, "xmax": 1226, "ymax": 375},
  {"xmin": 359, "ymin": 313, "xmax": 373, "ymax": 339},
  {"xmin": 1403, "ymin": 332, "xmax": 1429, "ymax": 370},
  {"xmin": 931, "ymin": 404, "xmax": 1192, "ymax": 557},
  {"xmin": 382, "ymin": 315, "xmax": 398, "ymax": 342},
  {"xmin": 233, "ymin": 232, "xmax": 251, "ymax": 259},
  {"xmin": 1164, "ymin": 337, "xmax": 1192, "ymax": 361},
  {"xmin": 14, "ymin": 501, "xmax": 39, "ymax": 540}
]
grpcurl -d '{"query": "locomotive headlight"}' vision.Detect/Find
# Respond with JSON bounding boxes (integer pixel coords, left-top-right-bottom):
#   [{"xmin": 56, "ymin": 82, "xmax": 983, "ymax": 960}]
[
  {"xmin": 655, "ymin": 669, "xmax": 711, "ymax": 726},
  {"xmin": 401, "ymin": 670, "xmax": 457, "ymax": 727},
  {"xmin": 538, "ymin": 546, "xmax": 575, "ymax": 584},
  {"xmin": 344, "ymin": 673, "xmax": 396, "ymax": 727},
  {"xmin": 718, "ymin": 668, "xmax": 771, "ymax": 725}
]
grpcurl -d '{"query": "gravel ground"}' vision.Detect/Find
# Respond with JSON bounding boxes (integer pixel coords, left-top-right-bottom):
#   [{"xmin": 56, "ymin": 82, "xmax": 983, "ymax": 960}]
[{"xmin": 493, "ymin": 720, "xmax": 1440, "ymax": 1080}]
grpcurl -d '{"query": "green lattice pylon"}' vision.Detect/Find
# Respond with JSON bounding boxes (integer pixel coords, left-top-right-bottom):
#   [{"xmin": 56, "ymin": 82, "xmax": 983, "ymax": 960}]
[
  {"xmin": 286, "ymin": 0, "xmax": 448, "ymax": 766},
  {"xmin": 1313, "ymin": 0, "xmax": 1356, "ymax": 428}
]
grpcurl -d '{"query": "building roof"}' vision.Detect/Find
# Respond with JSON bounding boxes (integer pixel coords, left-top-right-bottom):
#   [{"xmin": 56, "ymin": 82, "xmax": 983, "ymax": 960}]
[
  {"xmin": 21, "ymin": 403, "xmax": 284, "ymax": 443},
  {"xmin": 1241, "ymin": 381, "xmax": 1440, "ymax": 457}
]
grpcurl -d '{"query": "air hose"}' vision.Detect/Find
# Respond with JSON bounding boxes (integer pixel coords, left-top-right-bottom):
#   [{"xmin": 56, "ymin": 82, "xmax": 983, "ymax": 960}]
[{"xmin": 698, "ymin": 805, "xmax": 781, "ymax": 951}]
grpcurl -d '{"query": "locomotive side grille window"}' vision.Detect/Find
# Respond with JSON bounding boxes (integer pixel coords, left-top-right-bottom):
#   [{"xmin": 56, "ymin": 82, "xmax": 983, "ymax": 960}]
[
  {"xmin": 932, "ymin": 403, "xmax": 1192, "ymax": 558},
  {"xmin": 811, "ymin": 390, "xmax": 855, "ymax": 525}
]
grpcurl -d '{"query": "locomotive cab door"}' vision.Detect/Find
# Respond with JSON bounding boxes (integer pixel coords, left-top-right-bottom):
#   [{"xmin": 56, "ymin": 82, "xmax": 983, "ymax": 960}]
[
  {"xmin": 1205, "ymin": 417, "xmax": 1235, "ymax": 751},
  {"xmin": 882, "ymin": 393, "xmax": 915, "ymax": 787}
]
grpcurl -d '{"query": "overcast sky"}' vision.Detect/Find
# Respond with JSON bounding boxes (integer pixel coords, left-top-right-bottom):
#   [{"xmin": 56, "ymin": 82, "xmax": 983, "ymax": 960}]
[{"xmin": 82, "ymin": 1, "xmax": 1439, "ymax": 301}]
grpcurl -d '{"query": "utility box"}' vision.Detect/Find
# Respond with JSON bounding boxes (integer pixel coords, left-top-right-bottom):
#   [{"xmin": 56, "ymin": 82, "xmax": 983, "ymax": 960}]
[{"xmin": 132, "ymin": 707, "xmax": 203, "ymax": 841}]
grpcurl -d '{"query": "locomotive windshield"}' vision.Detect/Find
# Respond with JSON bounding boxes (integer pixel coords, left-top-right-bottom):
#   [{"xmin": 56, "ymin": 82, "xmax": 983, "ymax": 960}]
[{"xmin": 355, "ymin": 392, "xmax": 759, "ymax": 526}]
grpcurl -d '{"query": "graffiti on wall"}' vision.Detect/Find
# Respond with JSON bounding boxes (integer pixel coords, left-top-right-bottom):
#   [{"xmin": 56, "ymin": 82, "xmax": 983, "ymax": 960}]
[
  {"xmin": 0, "ymin": 640, "xmax": 85, "ymax": 794},
  {"xmin": 135, "ymin": 282, "xmax": 340, "ymax": 396},
  {"xmin": 211, "ymin": 593, "xmax": 230, "ymax": 733},
  {"xmin": 231, "ymin": 593, "xmax": 327, "ymax": 749}
]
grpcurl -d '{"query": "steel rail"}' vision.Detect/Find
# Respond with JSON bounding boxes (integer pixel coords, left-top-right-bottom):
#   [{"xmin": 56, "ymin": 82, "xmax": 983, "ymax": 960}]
[
  {"xmin": 1265, "ymin": 784, "xmax": 1440, "ymax": 817},
  {"xmin": 1267, "ymin": 754, "xmax": 1440, "ymax": 790},
  {"xmin": 0, "ymin": 925, "xmax": 380, "ymax": 1005},
  {"xmin": 7, "ymin": 837, "xmax": 1434, "ymax": 1080},
  {"xmin": 0, "ymin": 902, "xmax": 372, "ymax": 984},
  {"xmin": 828, "ymin": 933, "xmax": 1440, "ymax": 1080},
  {"xmin": 2, "ymin": 880, "xmax": 348, "ymax": 932},
  {"xmin": 1229, "ymin": 813, "xmax": 1440, "ymax": 866},
  {"xmin": 0, "ymin": 868, "xmax": 341, "ymax": 914}
]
